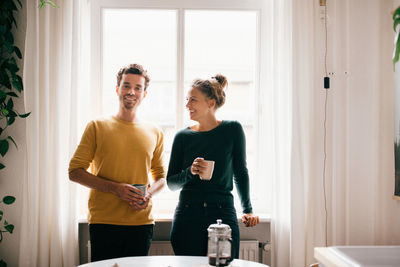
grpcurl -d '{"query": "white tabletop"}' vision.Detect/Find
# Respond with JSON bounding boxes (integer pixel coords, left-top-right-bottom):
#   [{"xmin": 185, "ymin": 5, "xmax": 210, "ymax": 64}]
[{"xmin": 78, "ymin": 255, "xmax": 270, "ymax": 267}]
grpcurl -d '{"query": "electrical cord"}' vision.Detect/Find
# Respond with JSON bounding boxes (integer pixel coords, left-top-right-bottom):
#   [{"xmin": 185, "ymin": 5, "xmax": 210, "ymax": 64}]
[
  {"xmin": 322, "ymin": 1, "xmax": 329, "ymax": 248},
  {"xmin": 323, "ymin": 84, "xmax": 328, "ymax": 247}
]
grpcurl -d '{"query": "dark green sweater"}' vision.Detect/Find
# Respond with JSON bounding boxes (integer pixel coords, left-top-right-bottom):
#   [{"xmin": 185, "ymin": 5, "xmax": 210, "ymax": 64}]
[{"xmin": 166, "ymin": 120, "xmax": 253, "ymax": 214}]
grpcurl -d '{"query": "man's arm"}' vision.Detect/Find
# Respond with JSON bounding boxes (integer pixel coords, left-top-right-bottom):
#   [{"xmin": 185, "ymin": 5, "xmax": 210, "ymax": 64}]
[{"xmin": 69, "ymin": 168, "xmax": 144, "ymax": 203}]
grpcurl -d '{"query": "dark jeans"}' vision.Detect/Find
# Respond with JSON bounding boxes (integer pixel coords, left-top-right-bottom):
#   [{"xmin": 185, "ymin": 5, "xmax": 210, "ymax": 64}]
[
  {"xmin": 170, "ymin": 201, "xmax": 240, "ymax": 259},
  {"xmin": 89, "ymin": 224, "xmax": 153, "ymax": 262}
]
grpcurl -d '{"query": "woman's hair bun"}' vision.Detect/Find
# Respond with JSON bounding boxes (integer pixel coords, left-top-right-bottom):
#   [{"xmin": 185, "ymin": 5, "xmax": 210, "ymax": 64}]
[{"xmin": 213, "ymin": 74, "xmax": 228, "ymax": 89}]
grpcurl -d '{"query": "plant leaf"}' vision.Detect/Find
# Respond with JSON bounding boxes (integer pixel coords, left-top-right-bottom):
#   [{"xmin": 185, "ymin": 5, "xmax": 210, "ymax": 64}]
[
  {"xmin": 0, "ymin": 211, "xmax": 3, "ymax": 221},
  {"xmin": 0, "ymin": 91, "xmax": 6, "ymax": 100},
  {"xmin": 4, "ymin": 31, "xmax": 14, "ymax": 45},
  {"xmin": 5, "ymin": 60, "xmax": 18, "ymax": 75},
  {"xmin": 6, "ymin": 98, "xmax": 13, "ymax": 110},
  {"xmin": 0, "ymin": 259, "xmax": 6, "ymax": 267},
  {"xmin": 7, "ymin": 136, "xmax": 17, "ymax": 149},
  {"xmin": 7, "ymin": 110, "xmax": 17, "ymax": 117},
  {"xmin": 1, "ymin": 109, "xmax": 9, "ymax": 116},
  {"xmin": 13, "ymin": 46, "xmax": 22, "ymax": 59},
  {"xmin": 38, "ymin": 0, "xmax": 45, "ymax": 9},
  {"xmin": 18, "ymin": 112, "xmax": 31, "ymax": 118},
  {"xmin": 6, "ymin": 92, "xmax": 18, "ymax": 97},
  {"xmin": 0, "ymin": 139, "xmax": 9, "ymax": 157},
  {"xmin": 38, "ymin": 0, "xmax": 59, "ymax": 9},
  {"xmin": 4, "ymin": 42, "xmax": 13, "ymax": 54},
  {"xmin": 6, "ymin": 0, "xmax": 18, "ymax": 11},
  {"xmin": 393, "ymin": 7, "xmax": 400, "ymax": 29},
  {"xmin": 48, "ymin": 0, "xmax": 60, "ymax": 8},
  {"xmin": 7, "ymin": 117, "xmax": 15, "ymax": 126},
  {"xmin": 394, "ymin": 18, "xmax": 400, "ymax": 33},
  {"xmin": 0, "ymin": 25, "xmax": 6, "ymax": 35},
  {"xmin": 3, "ymin": 196, "xmax": 15, "ymax": 205},
  {"xmin": 0, "ymin": 163, "xmax": 5, "ymax": 170},
  {"xmin": 4, "ymin": 224, "xmax": 14, "ymax": 234},
  {"xmin": 395, "ymin": 36, "xmax": 400, "ymax": 70},
  {"xmin": 11, "ymin": 75, "xmax": 23, "ymax": 92},
  {"xmin": 0, "ymin": 74, "xmax": 11, "ymax": 90},
  {"xmin": 394, "ymin": 29, "xmax": 400, "ymax": 69}
]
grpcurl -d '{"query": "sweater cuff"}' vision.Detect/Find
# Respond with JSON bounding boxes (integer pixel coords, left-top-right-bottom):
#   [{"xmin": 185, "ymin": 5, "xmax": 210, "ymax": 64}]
[
  {"xmin": 243, "ymin": 207, "xmax": 253, "ymax": 214},
  {"xmin": 185, "ymin": 166, "xmax": 195, "ymax": 180}
]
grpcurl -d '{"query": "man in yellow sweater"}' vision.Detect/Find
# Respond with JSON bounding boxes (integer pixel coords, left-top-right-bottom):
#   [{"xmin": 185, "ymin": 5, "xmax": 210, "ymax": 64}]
[{"xmin": 69, "ymin": 64, "xmax": 166, "ymax": 261}]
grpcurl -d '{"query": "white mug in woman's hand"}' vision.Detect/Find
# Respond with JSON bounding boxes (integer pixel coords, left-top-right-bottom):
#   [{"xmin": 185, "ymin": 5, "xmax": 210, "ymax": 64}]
[{"xmin": 200, "ymin": 160, "xmax": 215, "ymax": 180}]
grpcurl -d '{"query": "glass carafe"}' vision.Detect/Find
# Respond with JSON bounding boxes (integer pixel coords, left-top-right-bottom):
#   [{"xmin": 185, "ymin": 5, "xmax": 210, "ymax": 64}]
[{"xmin": 207, "ymin": 219, "xmax": 234, "ymax": 266}]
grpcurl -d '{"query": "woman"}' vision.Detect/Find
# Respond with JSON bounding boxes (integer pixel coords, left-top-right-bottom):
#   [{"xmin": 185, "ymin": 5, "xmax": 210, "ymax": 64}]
[{"xmin": 167, "ymin": 74, "xmax": 259, "ymax": 258}]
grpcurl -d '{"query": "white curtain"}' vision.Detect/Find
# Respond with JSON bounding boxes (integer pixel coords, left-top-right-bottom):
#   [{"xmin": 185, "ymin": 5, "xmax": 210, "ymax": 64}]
[
  {"xmin": 260, "ymin": 0, "xmax": 292, "ymax": 266},
  {"xmin": 268, "ymin": 0, "xmax": 400, "ymax": 266},
  {"xmin": 19, "ymin": 0, "xmax": 90, "ymax": 266}
]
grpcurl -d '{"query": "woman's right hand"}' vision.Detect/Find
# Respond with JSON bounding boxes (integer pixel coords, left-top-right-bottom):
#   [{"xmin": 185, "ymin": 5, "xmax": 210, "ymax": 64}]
[
  {"xmin": 191, "ymin": 157, "xmax": 206, "ymax": 176},
  {"xmin": 241, "ymin": 213, "xmax": 260, "ymax": 227}
]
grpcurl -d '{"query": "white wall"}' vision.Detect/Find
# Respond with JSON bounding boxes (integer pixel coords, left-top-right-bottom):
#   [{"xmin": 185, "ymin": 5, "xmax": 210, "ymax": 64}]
[
  {"xmin": 325, "ymin": 0, "xmax": 400, "ymax": 245},
  {"xmin": 0, "ymin": 1, "xmax": 27, "ymax": 266},
  {"xmin": 305, "ymin": 0, "xmax": 400, "ymax": 251}
]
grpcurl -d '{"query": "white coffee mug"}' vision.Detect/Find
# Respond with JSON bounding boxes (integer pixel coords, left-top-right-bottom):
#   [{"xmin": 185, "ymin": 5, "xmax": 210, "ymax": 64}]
[{"xmin": 200, "ymin": 160, "xmax": 215, "ymax": 180}]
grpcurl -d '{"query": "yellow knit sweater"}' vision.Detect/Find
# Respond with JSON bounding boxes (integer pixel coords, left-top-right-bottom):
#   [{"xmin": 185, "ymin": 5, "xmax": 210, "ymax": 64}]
[{"xmin": 69, "ymin": 116, "xmax": 166, "ymax": 225}]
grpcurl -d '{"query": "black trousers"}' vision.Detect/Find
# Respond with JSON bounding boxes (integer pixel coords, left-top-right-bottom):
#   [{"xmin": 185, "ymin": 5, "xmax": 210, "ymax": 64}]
[
  {"xmin": 89, "ymin": 223, "xmax": 153, "ymax": 262},
  {"xmin": 170, "ymin": 201, "xmax": 240, "ymax": 259}
]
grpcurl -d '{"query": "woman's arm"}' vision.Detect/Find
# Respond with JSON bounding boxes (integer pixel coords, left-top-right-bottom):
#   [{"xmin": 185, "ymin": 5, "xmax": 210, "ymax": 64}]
[
  {"xmin": 232, "ymin": 121, "xmax": 253, "ymax": 214},
  {"xmin": 166, "ymin": 133, "xmax": 195, "ymax": 191},
  {"xmin": 232, "ymin": 122, "xmax": 260, "ymax": 227}
]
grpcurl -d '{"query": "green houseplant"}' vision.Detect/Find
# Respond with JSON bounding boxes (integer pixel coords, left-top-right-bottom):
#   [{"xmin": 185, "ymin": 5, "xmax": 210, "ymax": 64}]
[
  {"xmin": 0, "ymin": 0, "xmax": 29, "ymax": 266},
  {"xmin": 1, "ymin": 0, "xmax": 58, "ymax": 266},
  {"xmin": 393, "ymin": 7, "xmax": 400, "ymax": 199},
  {"xmin": 393, "ymin": 6, "xmax": 400, "ymax": 68}
]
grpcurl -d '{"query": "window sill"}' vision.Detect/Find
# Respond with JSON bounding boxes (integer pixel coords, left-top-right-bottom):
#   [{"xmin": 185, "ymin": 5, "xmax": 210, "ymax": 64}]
[
  {"xmin": 154, "ymin": 213, "xmax": 271, "ymax": 222},
  {"xmin": 79, "ymin": 213, "xmax": 271, "ymax": 223}
]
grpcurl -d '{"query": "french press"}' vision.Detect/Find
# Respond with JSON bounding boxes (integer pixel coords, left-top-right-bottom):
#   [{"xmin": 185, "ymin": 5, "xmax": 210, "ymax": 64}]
[{"xmin": 207, "ymin": 219, "xmax": 234, "ymax": 266}]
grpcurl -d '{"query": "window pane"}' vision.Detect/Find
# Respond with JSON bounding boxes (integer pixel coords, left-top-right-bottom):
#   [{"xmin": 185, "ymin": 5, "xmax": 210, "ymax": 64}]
[
  {"xmin": 102, "ymin": 9, "xmax": 176, "ymax": 126},
  {"xmin": 184, "ymin": 10, "xmax": 259, "ymax": 213},
  {"xmin": 99, "ymin": 8, "xmax": 263, "ymax": 215},
  {"xmin": 102, "ymin": 9, "xmax": 177, "ymax": 214},
  {"xmin": 184, "ymin": 10, "xmax": 257, "ymax": 124}
]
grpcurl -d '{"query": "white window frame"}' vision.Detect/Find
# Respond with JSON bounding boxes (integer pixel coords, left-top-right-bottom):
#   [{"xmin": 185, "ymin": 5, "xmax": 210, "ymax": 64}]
[{"xmin": 89, "ymin": 0, "xmax": 270, "ymax": 215}]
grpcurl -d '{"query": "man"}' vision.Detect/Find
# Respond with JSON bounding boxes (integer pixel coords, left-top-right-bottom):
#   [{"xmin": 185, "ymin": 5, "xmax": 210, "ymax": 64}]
[{"xmin": 69, "ymin": 64, "xmax": 166, "ymax": 261}]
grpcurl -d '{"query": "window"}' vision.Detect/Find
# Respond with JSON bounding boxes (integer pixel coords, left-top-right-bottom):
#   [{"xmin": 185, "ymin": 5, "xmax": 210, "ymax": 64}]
[{"xmin": 89, "ymin": 0, "xmax": 269, "ymax": 216}]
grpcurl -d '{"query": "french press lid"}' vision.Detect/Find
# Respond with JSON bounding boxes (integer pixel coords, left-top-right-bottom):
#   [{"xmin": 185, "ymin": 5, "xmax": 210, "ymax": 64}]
[{"xmin": 207, "ymin": 219, "xmax": 232, "ymax": 237}]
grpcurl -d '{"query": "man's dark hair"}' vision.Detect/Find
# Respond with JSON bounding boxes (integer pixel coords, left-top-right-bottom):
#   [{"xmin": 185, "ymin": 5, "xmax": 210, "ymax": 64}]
[{"xmin": 117, "ymin": 64, "xmax": 150, "ymax": 90}]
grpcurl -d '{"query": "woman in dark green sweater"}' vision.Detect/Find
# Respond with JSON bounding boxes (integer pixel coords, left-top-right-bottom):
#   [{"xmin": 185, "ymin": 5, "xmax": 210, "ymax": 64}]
[{"xmin": 167, "ymin": 74, "xmax": 259, "ymax": 258}]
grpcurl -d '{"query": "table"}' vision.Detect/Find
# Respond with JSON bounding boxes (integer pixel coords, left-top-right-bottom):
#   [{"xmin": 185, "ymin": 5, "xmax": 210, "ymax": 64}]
[
  {"xmin": 314, "ymin": 246, "xmax": 400, "ymax": 267},
  {"xmin": 78, "ymin": 255, "xmax": 270, "ymax": 267}
]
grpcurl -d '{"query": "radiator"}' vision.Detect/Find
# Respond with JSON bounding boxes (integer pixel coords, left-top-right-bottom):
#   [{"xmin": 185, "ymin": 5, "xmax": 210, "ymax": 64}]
[
  {"xmin": 149, "ymin": 240, "xmax": 259, "ymax": 262},
  {"xmin": 87, "ymin": 240, "xmax": 260, "ymax": 262},
  {"xmin": 238, "ymin": 240, "xmax": 259, "ymax": 262}
]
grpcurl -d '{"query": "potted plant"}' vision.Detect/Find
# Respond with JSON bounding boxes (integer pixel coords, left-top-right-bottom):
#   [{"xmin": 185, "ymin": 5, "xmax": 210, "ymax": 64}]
[
  {"xmin": 393, "ymin": 6, "xmax": 400, "ymax": 67},
  {"xmin": 0, "ymin": 0, "xmax": 30, "ymax": 266}
]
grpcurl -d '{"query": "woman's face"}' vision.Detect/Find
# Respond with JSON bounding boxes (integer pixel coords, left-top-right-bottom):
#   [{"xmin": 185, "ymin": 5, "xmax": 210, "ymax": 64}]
[{"xmin": 185, "ymin": 87, "xmax": 214, "ymax": 121}]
